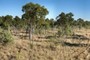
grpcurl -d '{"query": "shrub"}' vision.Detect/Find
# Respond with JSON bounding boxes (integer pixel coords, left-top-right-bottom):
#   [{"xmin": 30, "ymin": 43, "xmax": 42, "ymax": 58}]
[
  {"xmin": 0, "ymin": 29, "xmax": 13, "ymax": 44},
  {"xmin": 64, "ymin": 25, "xmax": 72, "ymax": 36},
  {"xmin": 57, "ymin": 25, "xmax": 73, "ymax": 37}
]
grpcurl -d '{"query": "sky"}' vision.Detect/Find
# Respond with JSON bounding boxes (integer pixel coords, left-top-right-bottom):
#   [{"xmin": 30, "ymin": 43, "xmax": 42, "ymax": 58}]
[{"xmin": 0, "ymin": 0, "xmax": 90, "ymax": 20}]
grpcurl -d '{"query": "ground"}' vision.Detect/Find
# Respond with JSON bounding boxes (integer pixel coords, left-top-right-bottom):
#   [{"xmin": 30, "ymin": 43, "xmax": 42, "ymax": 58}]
[{"xmin": 0, "ymin": 28, "xmax": 90, "ymax": 60}]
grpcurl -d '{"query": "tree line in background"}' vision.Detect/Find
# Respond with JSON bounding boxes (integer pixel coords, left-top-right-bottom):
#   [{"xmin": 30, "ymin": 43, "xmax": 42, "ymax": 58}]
[
  {"xmin": 0, "ymin": 12, "xmax": 90, "ymax": 30},
  {"xmin": 0, "ymin": 2, "xmax": 90, "ymax": 43}
]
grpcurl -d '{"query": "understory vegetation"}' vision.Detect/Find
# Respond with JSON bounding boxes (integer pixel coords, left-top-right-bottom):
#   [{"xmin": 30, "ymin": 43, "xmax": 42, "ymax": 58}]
[{"xmin": 0, "ymin": 28, "xmax": 13, "ymax": 44}]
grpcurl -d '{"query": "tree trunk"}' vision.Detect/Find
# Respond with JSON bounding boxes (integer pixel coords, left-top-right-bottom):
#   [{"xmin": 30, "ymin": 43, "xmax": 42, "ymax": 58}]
[
  {"xmin": 29, "ymin": 28, "xmax": 32, "ymax": 40},
  {"xmin": 29, "ymin": 23, "xmax": 33, "ymax": 40}
]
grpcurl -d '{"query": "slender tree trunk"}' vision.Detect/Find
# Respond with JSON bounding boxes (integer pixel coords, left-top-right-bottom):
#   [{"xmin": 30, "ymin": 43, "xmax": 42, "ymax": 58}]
[
  {"xmin": 26, "ymin": 27, "xmax": 28, "ymax": 39},
  {"xmin": 29, "ymin": 28, "xmax": 32, "ymax": 40},
  {"xmin": 29, "ymin": 23, "xmax": 33, "ymax": 40}
]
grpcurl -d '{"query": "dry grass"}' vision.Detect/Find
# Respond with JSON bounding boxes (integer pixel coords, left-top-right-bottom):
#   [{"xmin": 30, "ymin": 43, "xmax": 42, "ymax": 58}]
[{"xmin": 0, "ymin": 28, "xmax": 90, "ymax": 60}]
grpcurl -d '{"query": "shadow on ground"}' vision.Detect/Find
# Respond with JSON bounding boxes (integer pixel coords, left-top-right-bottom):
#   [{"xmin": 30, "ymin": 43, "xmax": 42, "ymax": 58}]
[
  {"xmin": 67, "ymin": 34, "xmax": 90, "ymax": 40},
  {"xmin": 63, "ymin": 42, "xmax": 90, "ymax": 47}
]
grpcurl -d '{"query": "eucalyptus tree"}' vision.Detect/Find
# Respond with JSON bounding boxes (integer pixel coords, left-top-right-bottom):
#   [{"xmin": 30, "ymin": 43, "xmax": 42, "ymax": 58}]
[
  {"xmin": 56, "ymin": 12, "xmax": 66, "ymax": 27},
  {"xmin": 49, "ymin": 18, "xmax": 55, "ymax": 28},
  {"xmin": 13, "ymin": 16, "xmax": 21, "ymax": 28},
  {"xmin": 0, "ymin": 15, "xmax": 13, "ymax": 31},
  {"xmin": 22, "ymin": 2, "xmax": 48, "ymax": 39},
  {"xmin": 66, "ymin": 12, "xmax": 74, "ymax": 26},
  {"xmin": 77, "ymin": 18, "xmax": 84, "ymax": 29},
  {"xmin": 56, "ymin": 12, "xmax": 74, "ymax": 36}
]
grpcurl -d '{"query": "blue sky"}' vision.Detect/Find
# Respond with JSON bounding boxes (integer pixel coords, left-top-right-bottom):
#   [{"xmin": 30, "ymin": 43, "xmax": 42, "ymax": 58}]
[{"xmin": 0, "ymin": 0, "xmax": 89, "ymax": 20}]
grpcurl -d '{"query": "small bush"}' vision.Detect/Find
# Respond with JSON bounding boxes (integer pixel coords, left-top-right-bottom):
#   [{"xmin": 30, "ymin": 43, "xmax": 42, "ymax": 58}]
[
  {"xmin": 64, "ymin": 25, "xmax": 72, "ymax": 36},
  {"xmin": 57, "ymin": 26, "xmax": 73, "ymax": 37},
  {"xmin": 0, "ymin": 29, "xmax": 13, "ymax": 44}
]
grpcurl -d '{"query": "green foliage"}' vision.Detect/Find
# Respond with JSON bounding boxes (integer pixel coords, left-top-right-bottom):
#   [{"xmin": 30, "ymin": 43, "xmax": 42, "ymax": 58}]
[
  {"xmin": 22, "ymin": 2, "xmax": 49, "ymax": 25},
  {"xmin": 45, "ymin": 18, "xmax": 55, "ymax": 28},
  {"xmin": 0, "ymin": 15, "xmax": 13, "ymax": 30},
  {"xmin": 64, "ymin": 25, "xmax": 72, "ymax": 36},
  {"xmin": 56, "ymin": 12, "xmax": 66, "ymax": 26},
  {"xmin": 56, "ymin": 12, "xmax": 74, "ymax": 27},
  {"xmin": 84, "ymin": 21, "xmax": 90, "ymax": 28},
  {"xmin": 56, "ymin": 12, "xmax": 74, "ymax": 37},
  {"xmin": 57, "ymin": 25, "xmax": 73, "ymax": 37},
  {"xmin": 56, "ymin": 12, "xmax": 90, "ymax": 30},
  {"xmin": 22, "ymin": 2, "xmax": 49, "ymax": 39},
  {"xmin": 3, "ymin": 15, "xmax": 13, "ymax": 27},
  {"xmin": 77, "ymin": 18, "xmax": 84, "ymax": 29},
  {"xmin": 0, "ymin": 28, "xmax": 13, "ymax": 44}
]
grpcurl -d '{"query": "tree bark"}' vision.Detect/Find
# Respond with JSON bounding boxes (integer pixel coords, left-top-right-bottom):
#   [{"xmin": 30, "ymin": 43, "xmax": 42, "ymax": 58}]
[{"xmin": 29, "ymin": 23, "xmax": 33, "ymax": 40}]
